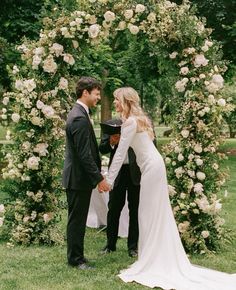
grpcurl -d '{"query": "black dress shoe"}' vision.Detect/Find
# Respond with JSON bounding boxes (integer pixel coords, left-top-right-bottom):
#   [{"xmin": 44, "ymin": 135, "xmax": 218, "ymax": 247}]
[
  {"xmin": 77, "ymin": 262, "xmax": 94, "ymax": 270},
  {"xmin": 128, "ymin": 249, "xmax": 138, "ymax": 258},
  {"xmin": 100, "ymin": 246, "xmax": 115, "ymax": 255}
]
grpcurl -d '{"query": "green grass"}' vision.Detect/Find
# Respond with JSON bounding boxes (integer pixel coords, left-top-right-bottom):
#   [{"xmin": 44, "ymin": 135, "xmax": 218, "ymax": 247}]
[{"xmin": 0, "ymin": 155, "xmax": 236, "ymax": 290}]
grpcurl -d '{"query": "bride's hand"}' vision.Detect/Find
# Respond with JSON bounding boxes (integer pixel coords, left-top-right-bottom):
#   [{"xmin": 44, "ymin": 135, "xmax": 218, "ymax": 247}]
[{"xmin": 98, "ymin": 178, "xmax": 111, "ymax": 193}]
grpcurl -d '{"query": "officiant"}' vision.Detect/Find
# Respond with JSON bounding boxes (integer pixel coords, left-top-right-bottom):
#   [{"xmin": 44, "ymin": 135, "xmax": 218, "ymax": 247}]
[{"xmin": 99, "ymin": 118, "xmax": 141, "ymax": 257}]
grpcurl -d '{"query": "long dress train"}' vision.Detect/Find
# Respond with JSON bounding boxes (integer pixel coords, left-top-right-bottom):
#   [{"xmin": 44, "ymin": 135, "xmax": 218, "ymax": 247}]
[{"xmin": 106, "ymin": 116, "xmax": 236, "ymax": 290}]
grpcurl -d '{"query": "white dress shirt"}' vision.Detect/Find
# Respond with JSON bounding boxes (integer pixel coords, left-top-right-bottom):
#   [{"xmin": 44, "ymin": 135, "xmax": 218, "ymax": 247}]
[{"xmin": 76, "ymin": 100, "xmax": 89, "ymax": 115}]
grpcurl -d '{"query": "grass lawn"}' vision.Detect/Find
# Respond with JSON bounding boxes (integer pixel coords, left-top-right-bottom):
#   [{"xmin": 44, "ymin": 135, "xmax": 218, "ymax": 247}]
[{"xmin": 0, "ymin": 133, "xmax": 236, "ymax": 289}]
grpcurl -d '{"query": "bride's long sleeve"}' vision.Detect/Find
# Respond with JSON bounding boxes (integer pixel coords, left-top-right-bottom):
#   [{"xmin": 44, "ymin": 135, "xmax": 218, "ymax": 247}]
[{"xmin": 106, "ymin": 117, "xmax": 137, "ymax": 187}]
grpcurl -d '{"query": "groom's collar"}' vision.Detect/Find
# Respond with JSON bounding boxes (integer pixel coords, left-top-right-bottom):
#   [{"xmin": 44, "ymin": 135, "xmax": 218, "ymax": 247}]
[{"xmin": 76, "ymin": 100, "xmax": 89, "ymax": 115}]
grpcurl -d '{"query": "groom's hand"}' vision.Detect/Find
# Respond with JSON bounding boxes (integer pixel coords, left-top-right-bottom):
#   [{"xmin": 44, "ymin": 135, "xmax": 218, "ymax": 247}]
[{"xmin": 98, "ymin": 179, "xmax": 110, "ymax": 193}]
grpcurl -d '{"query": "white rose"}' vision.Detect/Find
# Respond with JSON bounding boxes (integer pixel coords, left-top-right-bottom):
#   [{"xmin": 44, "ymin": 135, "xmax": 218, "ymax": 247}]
[
  {"xmin": 193, "ymin": 54, "xmax": 209, "ymax": 67},
  {"xmin": 60, "ymin": 27, "xmax": 70, "ymax": 37},
  {"xmin": 128, "ymin": 24, "xmax": 139, "ymax": 35},
  {"xmin": 181, "ymin": 129, "xmax": 189, "ymax": 138},
  {"xmin": 208, "ymin": 94, "xmax": 215, "ymax": 104},
  {"xmin": 63, "ymin": 54, "xmax": 75, "ymax": 65},
  {"xmin": 43, "ymin": 56, "xmax": 57, "ymax": 73},
  {"xmin": 124, "ymin": 9, "xmax": 133, "ymax": 20},
  {"xmin": 58, "ymin": 77, "xmax": 68, "ymax": 90},
  {"xmin": 180, "ymin": 67, "xmax": 189, "ymax": 75},
  {"xmin": 212, "ymin": 163, "xmax": 219, "ymax": 170},
  {"xmin": 69, "ymin": 21, "xmax": 76, "ymax": 27},
  {"xmin": 217, "ymin": 98, "xmax": 226, "ymax": 107},
  {"xmin": 193, "ymin": 182, "xmax": 203, "ymax": 194},
  {"xmin": 1, "ymin": 114, "xmax": 7, "ymax": 120},
  {"xmin": 165, "ymin": 157, "xmax": 171, "ymax": 164},
  {"xmin": 72, "ymin": 40, "xmax": 79, "ymax": 49},
  {"xmin": 194, "ymin": 144, "xmax": 202, "ymax": 153},
  {"xmin": 33, "ymin": 143, "xmax": 48, "ymax": 157},
  {"xmin": 43, "ymin": 213, "xmax": 52, "ymax": 223},
  {"xmin": 201, "ymin": 230, "xmax": 209, "ymax": 239},
  {"xmin": 31, "ymin": 116, "xmax": 43, "ymax": 126},
  {"xmin": 102, "ymin": 20, "xmax": 112, "ymax": 29},
  {"xmin": 42, "ymin": 105, "xmax": 55, "ymax": 118},
  {"xmin": 206, "ymin": 83, "xmax": 218, "ymax": 93},
  {"xmin": 104, "ymin": 11, "xmax": 115, "ymax": 22},
  {"xmin": 178, "ymin": 154, "xmax": 184, "ymax": 161},
  {"xmin": 187, "ymin": 170, "xmax": 195, "ymax": 178},
  {"xmin": 205, "ymin": 40, "xmax": 213, "ymax": 47},
  {"xmin": 32, "ymin": 55, "xmax": 42, "ymax": 69},
  {"xmin": 88, "ymin": 24, "xmax": 100, "ymax": 38},
  {"xmin": 2, "ymin": 97, "xmax": 9, "ymax": 105},
  {"xmin": 175, "ymin": 78, "xmax": 189, "ymax": 92},
  {"xmin": 201, "ymin": 45, "xmax": 209, "ymax": 52},
  {"xmin": 36, "ymin": 100, "xmax": 45, "ymax": 110},
  {"xmin": 169, "ymin": 51, "xmax": 178, "ymax": 59},
  {"xmin": 15, "ymin": 80, "xmax": 24, "ymax": 91},
  {"xmin": 48, "ymin": 31, "xmax": 57, "ymax": 38},
  {"xmin": 175, "ymin": 167, "xmax": 184, "ymax": 178},
  {"xmin": 147, "ymin": 12, "xmax": 156, "ymax": 22},
  {"xmin": 199, "ymin": 74, "xmax": 206, "ymax": 79},
  {"xmin": 117, "ymin": 21, "xmax": 126, "ymax": 30},
  {"xmin": 196, "ymin": 158, "xmax": 203, "ymax": 166},
  {"xmin": 196, "ymin": 171, "xmax": 206, "ymax": 181},
  {"xmin": 34, "ymin": 47, "xmax": 45, "ymax": 55},
  {"xmin": 212, "ymin": 74, "xmax": 224, "ymax": 88},
  {"xmin": 180, "ymin": 192, "xmax": 186, "ymax": 199},
  {"xmin": 24, "ymin": 79, "xmax": 36, "ymax": 92},
  {"xmin": 135, "ymin": 4, "xmax": 146, "ymax": 13},
  {"xmin": 196, "ymin": 196, "xmax": 210, "ymax": 212},
  {"xmin": 178, "ymin": 221, "xmax": 190, "ymax": 233},
  {"xmin": 22, "ymin": 141, "xmax": 31, "ymax": 151},
  {"xmin": 50, "ymin": 43, "xmax": 64, "ymax": 57},
  {"xmin": 27, "ymin": 156, "xmax": 40, "ymax": 170},
  {"xmin": 174, "ymin": 146, "xmax": 181, "ymax": 153},
  {"xmin": 11, "ymin": 113, "xmax": 20, "ymax": 123}
]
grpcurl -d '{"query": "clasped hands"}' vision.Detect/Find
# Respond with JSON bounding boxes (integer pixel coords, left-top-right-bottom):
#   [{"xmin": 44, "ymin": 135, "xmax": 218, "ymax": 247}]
[{"xmin": 98, "ymin": 178, "xmax": 111, "ymax": 193}]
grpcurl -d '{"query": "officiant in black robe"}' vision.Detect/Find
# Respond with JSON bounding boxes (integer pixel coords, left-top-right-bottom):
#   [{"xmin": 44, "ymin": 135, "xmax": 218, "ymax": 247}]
[{"xmin": 99, "ymin": 119, "xmax": 141, "ymax": 257}]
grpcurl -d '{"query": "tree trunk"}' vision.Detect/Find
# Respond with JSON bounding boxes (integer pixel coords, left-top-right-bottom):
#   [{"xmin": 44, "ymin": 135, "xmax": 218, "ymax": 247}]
[{"xmin": 101, "ymin": 92, "xmax": 112, "ymax": 122}]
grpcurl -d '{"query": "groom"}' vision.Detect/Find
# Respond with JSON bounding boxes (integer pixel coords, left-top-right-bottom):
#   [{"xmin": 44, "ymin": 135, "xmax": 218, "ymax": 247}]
[{"xmin": 62, "ymin": 76, "xmax": 110, "ymax": 270}]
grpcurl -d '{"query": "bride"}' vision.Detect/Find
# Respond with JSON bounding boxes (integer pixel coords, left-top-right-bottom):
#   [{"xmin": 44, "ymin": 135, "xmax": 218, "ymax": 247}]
[{"xmin": 99, "ymin": 87, "xmax": 236, "ymax": 290}]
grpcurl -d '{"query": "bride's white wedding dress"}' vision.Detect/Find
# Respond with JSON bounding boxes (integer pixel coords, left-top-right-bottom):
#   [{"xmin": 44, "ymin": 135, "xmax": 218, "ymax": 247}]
[{"xmin": 106, "ymin": 116, "xmax": 236, "ymax": 290}]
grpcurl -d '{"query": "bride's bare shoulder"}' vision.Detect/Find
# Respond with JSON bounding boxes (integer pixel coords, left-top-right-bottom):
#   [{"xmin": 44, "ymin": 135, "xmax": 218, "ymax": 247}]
[{"xmin": 122, "ymin": 116, "xmax": 137, "ymax": 128}]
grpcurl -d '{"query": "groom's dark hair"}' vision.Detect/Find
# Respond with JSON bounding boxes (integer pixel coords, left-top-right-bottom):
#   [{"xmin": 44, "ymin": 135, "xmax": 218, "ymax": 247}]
[{"xmin": 76, "ymin": 76, "xmax": 102, "ymax": 98}]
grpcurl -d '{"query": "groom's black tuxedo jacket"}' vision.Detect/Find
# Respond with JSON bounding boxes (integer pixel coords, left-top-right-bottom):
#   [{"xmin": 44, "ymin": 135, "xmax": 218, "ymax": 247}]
[
  {"xmin": 62, "ymin": 103, "xmax": 103, "ymax": 190},
  {"xmin": 99, "ymin": 132, "xmax": 141, "ymax": 187}
]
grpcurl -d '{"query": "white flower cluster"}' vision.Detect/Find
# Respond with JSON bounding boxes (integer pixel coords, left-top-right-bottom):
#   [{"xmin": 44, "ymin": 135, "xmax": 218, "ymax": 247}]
[{"xmin": 15, "ymin": 79, "xmax": 36, "ymax": 93}]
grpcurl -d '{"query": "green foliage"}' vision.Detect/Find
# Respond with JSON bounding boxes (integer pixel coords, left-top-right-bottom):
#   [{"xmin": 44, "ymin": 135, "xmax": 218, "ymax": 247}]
[
  {"xmin": 173, "ymin": 0, "xmax": 236, "ymax": 74},
  {"xmin": 222, "ymin": 76, "xmax": 236, "ymax": 138}
]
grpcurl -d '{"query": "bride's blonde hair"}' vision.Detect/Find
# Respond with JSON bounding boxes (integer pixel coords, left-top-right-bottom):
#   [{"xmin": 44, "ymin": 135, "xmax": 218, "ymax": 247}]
[{"xmin": 113, "ymin": 87, "xmax": 154, "ymax": 140}]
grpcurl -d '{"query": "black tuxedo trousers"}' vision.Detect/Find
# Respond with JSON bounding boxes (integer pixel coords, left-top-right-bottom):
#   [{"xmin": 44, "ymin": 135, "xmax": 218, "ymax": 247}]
[{"xmin": 66, "ymin": 187, "xmax": 92, "ymax": 265}]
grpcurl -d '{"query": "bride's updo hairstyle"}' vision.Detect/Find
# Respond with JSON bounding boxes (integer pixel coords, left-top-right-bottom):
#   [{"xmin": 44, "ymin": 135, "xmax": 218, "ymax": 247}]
[{"xmin": 113, "ymin": 87, "xmax": 154, "ymax": 140}]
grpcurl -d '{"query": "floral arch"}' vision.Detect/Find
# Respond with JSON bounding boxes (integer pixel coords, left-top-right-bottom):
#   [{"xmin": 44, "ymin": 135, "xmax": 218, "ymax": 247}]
[{"xmin": 0, "ymin": 0, "xmax": 229, "ymax": 253}]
